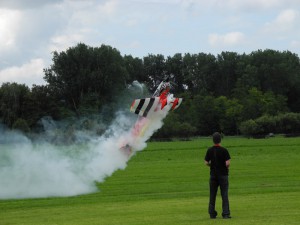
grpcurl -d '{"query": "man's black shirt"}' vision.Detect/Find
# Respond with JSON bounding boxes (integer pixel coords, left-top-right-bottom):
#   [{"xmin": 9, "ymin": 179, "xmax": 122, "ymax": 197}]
[{"xmin": 205, "ymin": 145, "xmax": 231, "ymax": 176}]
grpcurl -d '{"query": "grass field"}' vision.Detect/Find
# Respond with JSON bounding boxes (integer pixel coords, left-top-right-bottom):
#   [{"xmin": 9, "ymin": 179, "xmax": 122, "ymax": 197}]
[{"xmin": 1, "ymin": 136, "xmax": 300, "ymax": 225}]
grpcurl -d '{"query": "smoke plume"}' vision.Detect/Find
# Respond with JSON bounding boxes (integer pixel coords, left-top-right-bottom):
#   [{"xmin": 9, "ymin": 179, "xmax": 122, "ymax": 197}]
[{"xmin": 0, "ymin": 82, "xmax": 169, "ymax": 199}]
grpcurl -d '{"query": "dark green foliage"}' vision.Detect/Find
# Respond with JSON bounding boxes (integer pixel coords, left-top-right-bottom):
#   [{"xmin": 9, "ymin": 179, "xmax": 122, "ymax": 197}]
[
  {"xmin": 255, "ymin": 115, "xmax": 277, "ymax": 134},
  {"xmin": 276, "ymin": 112, "xmax": 300, "ymax": 134},
  {"xmin": 153, "ymin": 112, "xmax": 197, "ymax": 139},
  {"xmin": 239, "ymin": 119, "xmax": 264, "ymax": 137},
  {"xmin": 182, "ymin": 53, "xmax": 217, "ymax": 95},
  {"xmin": 143, "ymin": 54, "xmax": 167, "ymax": 92},
  {"xmin": 239, "ymin": 113, "xmax": 300, "ymax": 137},
  {"xmin": 123, "ymin": 55, "xmax": 146, "ymax": 84},
  {"xmin": 165, "ymin": 53, "xmax": 185, "ymax": 93},
  {"xmin": 43, "ymin": 43, "xmax": 128, "ymax": 115},
  {"xmin": 12, "ymin": 118, "xmax": 30, "ymax": 133},
  {"xmin": 0, "ymin": 44, "xmax": 299, "ymax": 137},
  {"xmin": 241, "ymin": 88, "xmax": 287, "ymax": 120},
  {"xmin": 0, "ymin": 82, "xmax": 30, "ymax": 127}
]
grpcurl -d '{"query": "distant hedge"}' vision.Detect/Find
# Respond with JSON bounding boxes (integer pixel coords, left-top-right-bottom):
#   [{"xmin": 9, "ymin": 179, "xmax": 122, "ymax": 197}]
[{"xmin": 239, "ymin": 113, "xmax": 300, "ymax": 137}]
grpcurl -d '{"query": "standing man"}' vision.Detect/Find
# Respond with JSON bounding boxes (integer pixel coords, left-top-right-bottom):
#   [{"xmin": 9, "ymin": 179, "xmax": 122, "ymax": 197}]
[{"xmin": 204, "ymin": 132, "xmax": 231, "ymax": 219}]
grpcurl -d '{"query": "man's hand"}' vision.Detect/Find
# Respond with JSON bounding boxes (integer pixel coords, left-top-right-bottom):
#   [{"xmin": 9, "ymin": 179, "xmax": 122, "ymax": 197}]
[
  {"xmin": 205, "ymin": 160, "xmax": 211, "ymax": 167},
  {"xmin": 226, "ymin": 159, "xmax": 230, "ymax": 168}
]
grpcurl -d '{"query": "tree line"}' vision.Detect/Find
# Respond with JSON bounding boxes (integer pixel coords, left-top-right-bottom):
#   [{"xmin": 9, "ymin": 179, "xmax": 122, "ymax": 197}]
[{"xmin": 1, "ymin": 43, "xmax": 300, "ymax": 138}]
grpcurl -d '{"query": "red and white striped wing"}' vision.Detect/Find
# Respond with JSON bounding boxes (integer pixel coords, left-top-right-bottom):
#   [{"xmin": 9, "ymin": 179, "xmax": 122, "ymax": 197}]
[{"xmin": 130, "ymin": 97, "xmax": 160, "ymax": 117}]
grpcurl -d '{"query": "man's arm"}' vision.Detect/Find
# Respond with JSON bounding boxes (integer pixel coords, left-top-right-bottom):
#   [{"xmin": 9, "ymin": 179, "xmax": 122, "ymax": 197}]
[{"xmin": 225, "ymin": 159, "xmax": 230, "ymax": 168}]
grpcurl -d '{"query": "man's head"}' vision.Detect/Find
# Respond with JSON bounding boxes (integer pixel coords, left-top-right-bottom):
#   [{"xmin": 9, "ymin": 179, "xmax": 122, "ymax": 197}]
[{"xmin": 212, "ymin": 132, "xmax": 221, "ymax": 144}]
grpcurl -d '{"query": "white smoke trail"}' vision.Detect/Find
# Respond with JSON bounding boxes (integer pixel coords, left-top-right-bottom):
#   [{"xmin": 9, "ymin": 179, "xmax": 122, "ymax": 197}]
[{"xmin": 0, "ymin": 100, "xmax": 169, "ymax": 199}]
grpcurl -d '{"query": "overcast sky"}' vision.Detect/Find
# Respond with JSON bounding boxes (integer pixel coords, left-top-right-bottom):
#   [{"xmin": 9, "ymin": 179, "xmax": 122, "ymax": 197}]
[{"xmin": 0, "ymin": 0, "xmax": 300, "ymax": 87}]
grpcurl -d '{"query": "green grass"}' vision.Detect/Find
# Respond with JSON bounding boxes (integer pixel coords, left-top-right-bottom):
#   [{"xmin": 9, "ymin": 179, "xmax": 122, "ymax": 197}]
[{"xmin": 1, "ymin": 136, "xmax": 300, "ymax": 225}]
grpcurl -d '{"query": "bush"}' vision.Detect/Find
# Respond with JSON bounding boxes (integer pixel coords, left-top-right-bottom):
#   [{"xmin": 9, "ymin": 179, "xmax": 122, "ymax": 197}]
[
  {"xmin": 277, "ymin": 113, "xmax": 300, "ymax": 134},
  {"xmin": 255, "ymin": 115, "xmax": 277, "ymax": 134},
  {"xmin": 239, "ymin": 113, "xmax": 300, "ymax": 137},
  {"xmin": 176, "ymin": 122, "xmax": 197, "ymax": 138},
  {"xmin": 239, "ymin": 119, "xmax": 263, "ymax": 137},
  {"xmin": 12, "ymin": 118, "xmax": 30, "ymax": 133}
]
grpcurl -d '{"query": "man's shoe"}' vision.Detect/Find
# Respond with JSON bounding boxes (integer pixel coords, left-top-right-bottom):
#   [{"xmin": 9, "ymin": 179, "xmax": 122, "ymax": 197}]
[
  {"xmin": 223, "ymin": 215, "xmax": 231, "ymax": 219},
  {"xmin": 210, "ymin": 211, "xmax": 217, "ymax": 219}
]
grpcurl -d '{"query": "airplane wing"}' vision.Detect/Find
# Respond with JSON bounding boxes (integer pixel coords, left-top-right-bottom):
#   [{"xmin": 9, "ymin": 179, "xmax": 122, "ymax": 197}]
[
  {"xmin": 130, "ymin": 96, "xmax": 183, "ymax": 117},
  {"xmin": 130, "ymin": 97, "xmax": 160, "ymax": 117},
  {"xmin": 171, "ymin": 97, "xmax": 183, "ymax": 110}
]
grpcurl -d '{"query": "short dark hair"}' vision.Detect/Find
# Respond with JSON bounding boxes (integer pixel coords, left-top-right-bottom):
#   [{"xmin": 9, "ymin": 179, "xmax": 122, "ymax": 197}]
[{"xmin": 212, "ymin": 132, "xmax": 221, "ymax": 144}]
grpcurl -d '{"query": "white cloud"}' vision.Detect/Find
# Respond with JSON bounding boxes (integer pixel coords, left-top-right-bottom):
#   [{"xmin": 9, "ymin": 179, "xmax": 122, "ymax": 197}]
[
  {"xmin": 263, "ymin": 9, "xmax": 299, "ymax": 35},
  {"xmin": 209, "ymin": 32, "xmax": 246, "ymax": 47},
  {"xmin": 274, "ymin": 9, "xmax": 297, "ymax": 29},
  {"xmin": 128, "ymin": 40, "xmax": 141, "ymax": 49},
  {"xmin": 0, "ymin": 59, "xmax": 45, "ymax": 87},
  {"xmin": 291, "ymin": 40, "xmax": 300, "ymax": 48},
  {"xmin": 65, "ymin": 0, "xmax": 119, "ymax": 27},
  {"xmin": 47, "ymin": 0, "xmax": 120, "ymax": 53},
  {"xmin": 98, "ymin": 0, "xmax": 118, "ymax": 15},
  {"xmin": 0, "ymin": 0, "xmax": 62, "ymax": 9},
  {"xmin": 0, "ymin": 9, "xmax": 22, "ymax": 51},
  {"xmin": 215, "ymin": 0, "xmax": 300, "ymax": 12},
  {"xmin": 125, "ymin": 18, "xmax": 139, "ymax": 27},
  {"xmin": 49, "ymin": 33, "xmax": 86, "ymax": 53}
]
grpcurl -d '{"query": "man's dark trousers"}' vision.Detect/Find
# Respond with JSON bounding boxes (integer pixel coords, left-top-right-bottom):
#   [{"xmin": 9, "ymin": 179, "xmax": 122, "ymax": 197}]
[{"xmin": 209, "ymin": 175, "xmax": 230, "ymax": 217}]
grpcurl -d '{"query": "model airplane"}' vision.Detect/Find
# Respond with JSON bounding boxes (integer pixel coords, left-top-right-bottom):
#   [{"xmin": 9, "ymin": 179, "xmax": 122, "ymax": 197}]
[{"xmin": 120, "ymin": 77, "xmax": 183, "ymax": 155}]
